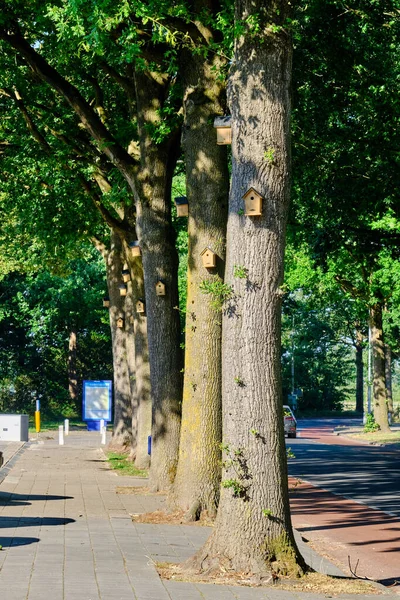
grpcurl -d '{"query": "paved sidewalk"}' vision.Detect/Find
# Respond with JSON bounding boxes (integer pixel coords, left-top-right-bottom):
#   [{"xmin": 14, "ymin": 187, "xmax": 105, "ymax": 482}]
[{"xmin": 0, "ymin": 432, "xmax": 394, "ymax": 599}]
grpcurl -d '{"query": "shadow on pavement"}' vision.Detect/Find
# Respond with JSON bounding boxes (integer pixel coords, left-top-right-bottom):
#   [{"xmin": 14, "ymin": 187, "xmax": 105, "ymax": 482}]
[
  {"xmin": 0, "ymin": 492, "xmax": 73, "ymax": 507},
  {"xmin": 0, "ymin": 536, "xmax": 40, "ymax": 547},
  {"xmin": 0, "ymin": 517, "xmax": 75, "ymax": 528}
]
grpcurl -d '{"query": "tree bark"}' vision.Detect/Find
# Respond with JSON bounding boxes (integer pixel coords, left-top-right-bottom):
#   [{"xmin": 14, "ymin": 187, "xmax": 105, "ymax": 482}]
[
  {"xmin": 68, "ymin": 328, "xmax": 78, "ymax": 406},
  {"xmin": 187, "ymin": 0, "xmax": 305, "ymax": 578},
  {"xmin": 134, "ymin": 70, "xmax": 183, "ymax": 490},
  {"xmin": 123, "ymin": 241, "xmax": 152, "ymax": 469},
  {"xmin": 355, "ymin": 324, "xmax": 364, "ymax": 414},
  {"xmin": 122, "ymin": 271, "xmax": 138, "ymax": 458},
  {"xmin": 170, "ymin": 49, "xmax": 229, "ymax": 519},
  {"xmin": 106, "ymin": 232, "xmax": 133, "ymax": 450},
  {"xmin": 369, "ymin": 303, "xmax": 390, "ymax": 432},
  {"xmin": 385, "ymin": 343, "xmax": 393, "ymax": 419}
]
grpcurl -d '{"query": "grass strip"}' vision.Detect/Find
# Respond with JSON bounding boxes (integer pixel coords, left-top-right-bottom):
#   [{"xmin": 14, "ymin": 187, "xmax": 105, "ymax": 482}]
[{"xmin": 107, "ymin": 452, "xmax": 148, "ymax": 477}]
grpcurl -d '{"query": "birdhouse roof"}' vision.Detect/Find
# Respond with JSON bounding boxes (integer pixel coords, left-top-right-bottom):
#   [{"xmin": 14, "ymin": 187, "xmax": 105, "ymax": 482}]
[
  {"xmin": 200, "ymin": 247, "xmax": 215, "ymax": 256},
  {"xmin": 213, "ymin": 115, "xmax": 231, "ymax": 129},
  {"xmin": 242, "ymin": 187, "xmax": 262, "ymax": 200},
  {"xmin": 129, "ymin": 240, "xmax": 140, "ymax": 247},
  {"xmin": 174, "ymin": 196, "xmax": 188, "ymax": 205}
]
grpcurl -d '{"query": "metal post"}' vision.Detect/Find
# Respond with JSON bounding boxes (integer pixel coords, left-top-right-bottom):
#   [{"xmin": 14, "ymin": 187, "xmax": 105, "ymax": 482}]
[
  {"xmin": 101, "ymin": 426, "xmax": 106, "ymax": 445},
  {"xmin": 64, "ymin": 419, "xmax": 69, "ymax": 436},
  {"xmin": 35, "ymin": 400, "xmax": 41, "ymax": 434},
  {"xmin": 100, "ymin": 419, "xmax": 105, "ymax": 434},
  {"xmin": 59, "ymin": 425, "xmax": 64, "ymax": 446}
]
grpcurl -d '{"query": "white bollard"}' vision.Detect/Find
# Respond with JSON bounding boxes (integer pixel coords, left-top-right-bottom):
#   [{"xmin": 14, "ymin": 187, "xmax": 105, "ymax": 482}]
[
  {"xmin": 101, "ymin": 425, "xmax": 107, "ymax": 445},
  {"xmin": 100, "ymin": 419, "xmax": 105, "ymax": 434},
  {"xmin": 64, "ymin": 419, "xmax": 69, "ymax": 436},
  {"xmin": 59, "ymin": 425, "xmax": 64, "ymax": 446}
]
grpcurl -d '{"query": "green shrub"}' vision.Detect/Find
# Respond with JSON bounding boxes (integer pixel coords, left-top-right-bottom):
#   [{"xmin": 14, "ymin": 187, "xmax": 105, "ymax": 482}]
[{"xmin": 364, "ymin": 413, "xmax": 380, "ymax": 433}]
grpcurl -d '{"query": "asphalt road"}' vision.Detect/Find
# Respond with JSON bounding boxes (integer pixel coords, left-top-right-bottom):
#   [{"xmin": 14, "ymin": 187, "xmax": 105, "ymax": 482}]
[{"xmin": 287, "ymin": 418, "xmax": 400, "ymax": 517}]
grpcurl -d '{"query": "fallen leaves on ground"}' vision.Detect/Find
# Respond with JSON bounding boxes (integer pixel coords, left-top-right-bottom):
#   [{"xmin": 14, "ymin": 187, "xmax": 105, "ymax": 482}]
[
  {"xmin": 131, "ymin": 508, "xmax": 214, "ymax": 527},
  {"xmin": 156, "ymin": 563, "xmax": 382, "ymax": 595}
]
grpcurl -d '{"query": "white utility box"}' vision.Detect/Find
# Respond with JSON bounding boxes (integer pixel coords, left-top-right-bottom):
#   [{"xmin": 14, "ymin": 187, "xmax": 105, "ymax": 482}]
[{"xmin": 0, "ymin": 414, "xmax": 29, "ymax": 442}]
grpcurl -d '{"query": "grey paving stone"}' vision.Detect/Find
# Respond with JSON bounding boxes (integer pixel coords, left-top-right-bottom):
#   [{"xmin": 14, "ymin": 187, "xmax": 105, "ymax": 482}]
[
  {"xmin": 226, "ymin": 586, "xmax": 270, "ymax": 599},
  {"xmin": 194, "ymin": 582, "xmax": 237, "ymax": 598},
  {"xmin": 163, "ymin": 579, "xmax": 205, "ymax": 598}
]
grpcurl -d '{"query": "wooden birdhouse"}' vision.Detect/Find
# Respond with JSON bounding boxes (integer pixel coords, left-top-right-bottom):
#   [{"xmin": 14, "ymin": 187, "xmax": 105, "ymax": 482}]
[
  {"xmin": 122, "ymin": 269, "xmax": 131, "ymax": 283},
  {"xmin": 243, "ymin": 187, "xmax": 263, "ymax": 216},
  {"xmin": 116, "ymin": 317, "xmax": 124, "ymax": 329},
  {"xmin": 213, "ymin": 116, "xmax": 232, "ymax": 145},
  {"xmin": 155, "ymin": 280, "xmax": 166, "ymax": 296},
  {"xmin": 174, "ymin": 196, "xmax": 189, "ymax": 217},
  {"xmin": 129, "ymin": 240, "xmax": 141, "ymax": 257},
  {"xmin": 136, "ymin": 299, "xmax": 145, "ymax": 314},
  {"xmin": 119, "ymin": 284, "xmax": 127, "ymax": 297},
  {"xmin": 201, "ymin": 247, "xmax": 217, "ymax": 268},
  {"xmin": 103, "ymin": 297, "xmax": 110, "ymax": 308}
]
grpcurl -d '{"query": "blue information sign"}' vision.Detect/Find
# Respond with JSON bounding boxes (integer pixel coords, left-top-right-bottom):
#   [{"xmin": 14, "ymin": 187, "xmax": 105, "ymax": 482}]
[{"xmin": 83, "ymin": 380, "xmax": 112, "ymax": 422}]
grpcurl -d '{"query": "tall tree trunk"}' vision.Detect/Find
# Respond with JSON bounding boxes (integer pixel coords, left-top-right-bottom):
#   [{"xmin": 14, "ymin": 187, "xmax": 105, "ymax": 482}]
[
  {"xmin": 385, "ymin": 343, "xmax": 393, "ymax": 419},
  {"xmin": 355, "ymin": 324, "xmax": 364, "ymax": 414},
  {"xmin": 106, "ymin": 232, "xmax": 133, "ymax": 450},
  {"xmin": 134, "ymin": 70, "xmax": 183, "ymax": 490},
  {"xmin": 123, "ymin": 241, "xmax": 152, "ymax": 469},
  {"xmin": 68, "ymin": 328, "xmax": 78, "ymax": 406},
  {"xmin": 188, "ymin": 0, "xmax": 305, "ymax": 577},
  {"xmin": 369, "ymin": 303, "xmax": 390, "ymax": 432},
  {"xmin": 170, "ymin": 50, "xmax": 229, "ymax": 519},
  {"xmin": 123, "ymin": 270, "xmax": 138, "ymax": 458}
]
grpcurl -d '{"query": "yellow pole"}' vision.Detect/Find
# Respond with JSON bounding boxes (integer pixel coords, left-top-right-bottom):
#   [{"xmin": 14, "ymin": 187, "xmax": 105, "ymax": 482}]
[{"xmin": 35, "ymin": 410, "xmax": 40, "ymax": 433}]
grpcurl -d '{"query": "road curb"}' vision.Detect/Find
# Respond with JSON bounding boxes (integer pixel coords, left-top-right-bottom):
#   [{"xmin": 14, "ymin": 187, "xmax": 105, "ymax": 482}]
[{"xmin": 0, "ymin": 442, "xmax": 28, "ymax": 485}]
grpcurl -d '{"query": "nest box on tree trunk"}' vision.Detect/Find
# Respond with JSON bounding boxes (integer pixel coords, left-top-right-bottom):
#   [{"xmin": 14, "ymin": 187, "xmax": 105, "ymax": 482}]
[
  {"xmin": 136, "ymin": 299, "xmax": 145, "ymax": 314},
  {"xmin": 243, "ymin": 187, "xmax": 263, "ymax": 216},
  {"xmin": 129, "ymin": 240, "xmax": 141, "ymax": 257},
  {"xmin": 201, "ymin": 247, "xmax": 217, "ymax": 268},
  {"xmin": 213, "ymin": 115, "xmax": 232, "ymax": 145},
  {"xmin": 174, "ymin": 196, "xmax": 189, "ymax": 217},
  {"xmin": 122, "ymin": 269, "xmax": 131, "ymax": 283},
  {"xmin": 155, "ymin": 280, "xmax": 166, "ymax": 296}
]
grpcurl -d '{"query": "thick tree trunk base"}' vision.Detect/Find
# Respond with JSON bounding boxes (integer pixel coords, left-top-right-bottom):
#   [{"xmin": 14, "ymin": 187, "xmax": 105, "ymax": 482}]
[
  {"xmin": 182, "ymin": 532, "xmax": 307, "ymax": 582},
  {"xmin": 107, "ymin": 441, "xmax": 131, "ymax": 454},
  {"xmin": 134, "ymin": 454, "xmax": 150, "ymax": 470},
  {"xmin": 168, "ymin": 491, "xmax": 218, "ymax": 523}
]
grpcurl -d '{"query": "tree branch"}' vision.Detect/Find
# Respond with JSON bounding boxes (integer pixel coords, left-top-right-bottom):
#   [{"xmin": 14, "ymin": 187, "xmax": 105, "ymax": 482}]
[
  {"xmin": 6, "ymin": 88, "xmax": 52, "ymax": 153},
  {"xmin": 90, "ymin": 235, "xmax": 108, "ymax": 258},
  {"xmin": 0, "ymin": 25, "xmax": 138, "ymax": 194},
  {"xmin": 78, "ymin": 175, "xmax": 132, "ymax": 237}
]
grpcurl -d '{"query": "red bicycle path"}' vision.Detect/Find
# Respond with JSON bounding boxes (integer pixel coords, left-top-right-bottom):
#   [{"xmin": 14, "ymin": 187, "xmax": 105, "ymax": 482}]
[{"xmin": 289, "ymin": 424, "xmax": 400, "ymax": 592}]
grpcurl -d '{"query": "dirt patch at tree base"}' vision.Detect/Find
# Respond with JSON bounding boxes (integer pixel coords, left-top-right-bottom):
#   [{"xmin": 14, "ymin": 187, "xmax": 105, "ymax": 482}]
[
  {"xmin": 116, "ymin": 486, "xmax": 165, "ymax": 496},
  {"xmin": 130, "ymin": 508, "xmax": 215, "ymax": 527},
  {"xmin": 156, "ymin": 562, "xmax": 383, "ymax": 595}
]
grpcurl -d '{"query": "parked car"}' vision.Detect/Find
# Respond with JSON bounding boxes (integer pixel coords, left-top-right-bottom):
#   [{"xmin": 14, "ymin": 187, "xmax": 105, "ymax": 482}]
[{"xmin": 283, "ymin": 405, "xmax": 297, "ymax": 438}]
